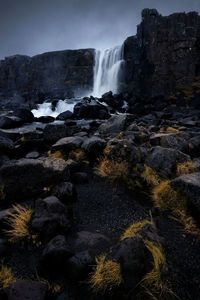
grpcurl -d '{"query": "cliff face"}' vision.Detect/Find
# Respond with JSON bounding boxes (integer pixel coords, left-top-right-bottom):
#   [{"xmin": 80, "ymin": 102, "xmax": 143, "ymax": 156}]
[
  {"xmin": 0, "ymin": 49, "xmax": 94, "ymax": 104},
  {"xmin": 124, "ymin": 9, "xmax": 200, "ymax": 100}
]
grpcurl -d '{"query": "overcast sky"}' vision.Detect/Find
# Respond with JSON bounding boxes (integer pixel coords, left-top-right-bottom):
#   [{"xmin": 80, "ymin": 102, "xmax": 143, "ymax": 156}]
[{"xmin": 0, "ymin": 0, "xmax": 199, "ymax": 59}]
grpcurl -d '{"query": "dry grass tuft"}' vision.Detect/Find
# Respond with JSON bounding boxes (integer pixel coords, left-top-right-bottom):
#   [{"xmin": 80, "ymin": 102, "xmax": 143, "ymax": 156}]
[
  {"xmin": 166, "ymin": 127, "xmax": 179, "ymax": 133},
  {"xmin": 0, "ymin": 264, "xmax": 16, "ymax": 290},
  {"xmin": 90, "ymin": 254, "xmax": 122, "ymax": 293},
  {"xmin": 176, "ymin": 161, "xmax": 197, "ymax": 176},
  {"xmin": 4, "ymin": 204, "xmax": 34, "ymax": 242},
  {"xmin": 152, "ymin": 180, "xmax": 186, "ymax": 216},
  {"xmin": 48, "ymin": 150, "xmax": 66, "ymax": 159},
  {"xmin": 141, "ymin": 240, "xmax": 175, "ymax": 299},
  {"xmin": 141, "ymin": 165, "xmax": 161, "ymax": 187},
  {"xmin": 69, "ymin": 149, "xmax": 86, "ymax": 162},
  {"xmin": 120, "ymin": 220, "xmax": 152, "ymax": 241},
  {"xmin": 95, "ymin": 159, "xmax": 130, "ymax": 181}
]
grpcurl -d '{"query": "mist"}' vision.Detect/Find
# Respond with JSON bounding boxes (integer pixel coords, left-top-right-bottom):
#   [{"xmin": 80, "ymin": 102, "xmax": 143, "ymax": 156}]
[{"xmin": 0, "ymin": 0, "xmax": 199, "ymax": 59}]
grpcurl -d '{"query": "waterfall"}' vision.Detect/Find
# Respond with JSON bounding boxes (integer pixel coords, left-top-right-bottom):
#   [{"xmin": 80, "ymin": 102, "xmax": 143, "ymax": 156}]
[{"xmin": 92, "ymin": 45, "xmax": 124, "ymax": 98}]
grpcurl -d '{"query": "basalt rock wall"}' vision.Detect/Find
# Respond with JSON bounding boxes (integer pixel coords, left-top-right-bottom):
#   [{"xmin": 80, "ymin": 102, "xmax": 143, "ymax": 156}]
[
  {"xmin": 123, "ymin": 9, "xmax": 200, "ymax": 100},
  {"xmin": 0, "ymin": 49, "xmax": 94, "ymax": 106}
]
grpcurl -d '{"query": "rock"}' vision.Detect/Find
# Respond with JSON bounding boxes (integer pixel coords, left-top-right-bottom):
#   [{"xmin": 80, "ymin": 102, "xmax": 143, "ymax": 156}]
[
  {"xmin": 13, "ymin": 108, "xmax": 34, "ymax": 123},
  {"xmin": 32, "ymin": 196, "xmax": 71, "ymax": 239},
  {"xmin": 81, "ymin": 136, "xmax": 106, "ymax": 158},
  {"xmin": 113, "ymin": 237, "xmax": 152, "ymax": 288},
  {"xmin": 66, "ymin": 159, "xmax": 80, "ymax": 174},
  {"xmin": 66, "ymin": 250, "xmax": 93, "ymax": 280},
  {"xmin": 0, "ymin": 208, "xmax": 14, "ymax": 232},
  {"xmin": 0, "ymin": 239, "xmax": 7, "ymax": 256},
  {"xmin": 43, "ymin": 123, "xmax": 71, "ymax": 143},
  {"xmin": 72, "ymin": 172, "xmax": 88, "ymax": 184},
  {"xmin": 0, "ymin": 116, "xmax": 22, "ymax": 129},
  {"xmin": 36, "ymin": 116, "xmax": 55, "ymax": 123},
  {"xmin": 150, "ymin": 133, "xmax": 189, "ymax": 153},
  {"xmin": 56, "ymin": 110, "xmax": 73, "ymax": 120},
  {"xmin": 52, "ymin": 136, "xmax": 84, "ymax": 152},
  {"xmin": 6, "ymin": 280, "xmax": 47, "ymax": 300},
  {"xmin": 99, "ymin": 114, "xmax": 133, "ymax": 135},
  {"xmin": 147, "ymin": 146, "xmax": 190, "ymax": 177},
  {"xmin": 171, "ymin": 173, "xmax": 200, "ymax": 215},
  {"xmin": 189, "ymin": 135, "xmax": 200, "ymax": 156},
  {"xmin": 71, "ymin": 231, "xmax": 111, "ymax": 254},
  {"xmin": 25, "ymin": 151, "xmax": 40, "ymax": 159},
  {"xmin": 52, "ymin": 182, "xmax": 77, "ymax": 204},
  {"xmin": 0, "ymin": 157, "xmax": 70, "ymax": 204},
  {"xmin": 41, "ymin": 235, "xmax": 73, "ymax": 274},
  {"xmin": 73, "ymin": 99, "xmax": 109, "ymax": 119},
  {"xmin": 0, "ymin": 136, "xmax": 14, "ymax": 153}
]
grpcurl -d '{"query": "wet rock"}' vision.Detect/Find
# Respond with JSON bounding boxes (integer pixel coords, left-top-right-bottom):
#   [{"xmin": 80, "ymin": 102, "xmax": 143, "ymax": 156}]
[
  {"xmin": 188, "ymin": 135, "xmax": 200, "ymax": 156},
  {"xmin": 36, "ymin": 116, "xmax": 55, "ymax": 123},
  {"xmin": 171, "ymin": 172, "xmax": 200, "ymax": 215},
  {"xmin": 32, "ymin": 196, "xmax": 71, "ymax": 239},
  {"xmin": 52, "ymin": 136, "xmax": 84, "ymax": 152},
  {"xmin": 0, "ymin": 157, "xmax": 70, "ymax": 204},
  {"xmin": 66, "ymin": 250, "xmax": 93, "ymax": 280},
  {"xmin": 147, "ymin": 146, "xmax": 190, "ymax": 177},
  {"xmin": 66, "ymin": 159, "xmax": 80, "ymax": 174},
  {"xmin": 113, "ymin": 237, "xmax": 152, "ymax": 288},
  {"xmin": 43, "ymin": 123, "xmax": 71, "ymax": 143},
  {"xmin": 6, "ymin": 280, "xmax": 47, "ymax": 300},
  {"xmin": 0, "ymin": 116, "xmax": 22, "ymax": 129},
  {"xmin": 99, "ymin": 114, "xmax": 133, "ymax": 135},
  {"xmin": 74, "ymin": 99, "xmax": 109, "ymax": 119},
  {"xmin": 25, "ymin": 151, "xmax": 40, "ymax": 159},
  {"xmin": 0, "ymin": 136, "xmax": 14, "ymax": 153},
  {"xmin": 56, "ymin": 110, "xmax": 73, "ymax": 120},
  {"xmin": 52, "ymin": 182, "xmax": 77, "ymax": 204},
  {"xmin": 41, "ymin": 235, "xmax": 73, "ymax": 274},
  {"xmin": 13, "ymin": 108, "xmax": 34, "ymax": 123},
  {"xmin": 150, "ymin": 133, "xmax": 189, "ymax": 153},
  {"xmin": 82, "ymin": 136, "xmax": 106, "ymax": 158}
]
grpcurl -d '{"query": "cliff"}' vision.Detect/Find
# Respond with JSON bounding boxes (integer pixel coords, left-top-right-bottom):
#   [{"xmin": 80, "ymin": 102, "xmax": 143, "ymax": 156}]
[
  {"xmin": 123, "ymin": 9, "xmax": 200, "ymax": 101},
  {"xmin": 0, "ymin": 49, "xmax": 94, "ymax": 105}
]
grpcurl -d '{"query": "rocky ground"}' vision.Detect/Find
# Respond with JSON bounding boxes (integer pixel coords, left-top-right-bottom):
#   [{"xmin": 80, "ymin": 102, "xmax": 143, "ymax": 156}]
[{"xmin": 0, "ymin": 93, "xmax": 200, "ymax": 300}]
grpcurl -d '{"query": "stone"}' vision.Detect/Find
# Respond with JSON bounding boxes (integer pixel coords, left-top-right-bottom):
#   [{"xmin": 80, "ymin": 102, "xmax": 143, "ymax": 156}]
[
  {"xmin": 147, "ymin": 146, "xmax": 190, "ymax": 177},
  {"xmin": 99, "ymin": 114, "xmax": 133, "ymax": 135},
  {"xmin": 32, "ymin": 196, "xmax": 71, "ymax": 239},
  {"xmin": 41, "ymin": 235, "xmax": 73, "ymax": 273},
  {"xmin": 0, "ymin": 157, "xmax": 70, "ymax": 204},
  {"xmin": 13, "ymin": 108, "xmax": 34, "ymax": 123},
  {"xmin": 0, "ymin": 116, "xmax": 22, "ymax": 129},
  {"xmin": 150, "ymin": 133, "xmax": 189, "ymax": 153},
  {"xmin": 43, "ymin": 123, "xmax": 71, "ymax": 143},
  {"xmin": 81, "ymin": 136, "xmax": 106, "ymax": 157},
  {"xmin": 56, "ymin": 110, "xmax": 73, "ymax": 120},
  {"xmin": 25, "ymin": 151, "xmax": 40, "ymax": 159},
  {"xmin": 36, "ymin": 116, "xmax": 55, "ymax": 123},
  {"xmin": 52, "ymin": 182, "xmax": 77, "ymax": 204},
  {"xmin": 66, "ymin": 250, "xmax": 93, "ymax": 280},
  {"xmin": 171, "ymin": 172, "xmax": 200, "ymax": 214},
  {"xmin": 72, "ymin": 172, "xmax": 88, "ymax": 184},
  {"xmin": 52, "ymin": 136, "xmax": 84, "ymax": 152},
  {"xmin": 0, "ymin": 136, "xmax": 14, "ymax": 153},
  {"xmin": 6, "ymin": 280, "xmax": 47, "ymax": 300},
  {"xmin": 73, "ymin": 99, "xmax": 109, "ymax": 119}
]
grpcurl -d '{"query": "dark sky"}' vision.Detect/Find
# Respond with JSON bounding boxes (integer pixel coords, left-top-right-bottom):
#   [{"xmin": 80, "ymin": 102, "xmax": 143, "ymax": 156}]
[{"xmin": 0, "ymin": 0, "xmax": 199, "ymax": 59}]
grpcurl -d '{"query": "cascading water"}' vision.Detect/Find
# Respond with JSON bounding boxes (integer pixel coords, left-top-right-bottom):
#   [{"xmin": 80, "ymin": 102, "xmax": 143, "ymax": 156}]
[{"xmin": 92, "ymin": 45, "xmax": 124, "ymax": 98}]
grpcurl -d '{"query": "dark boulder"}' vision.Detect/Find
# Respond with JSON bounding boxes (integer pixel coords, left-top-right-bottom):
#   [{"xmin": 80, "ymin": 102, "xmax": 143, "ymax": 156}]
[
  {"xmin": 81, "ymin": 136, "xmax": 106, "ymax": 158},
  {"xmin": 32, "ymin": 196, "xmax": 71, "ymax": 240},
  {"xmin": 43, "ymin": 123, "xmax": 71, "ymax": 144},
  {"xmin": 66, "ymin": 250, "xmax": 93, "ymax": 280},
  {"xmin": 56, "ymin": 110, "xmax": 73, "ymax": 120},
  {"xmin": 150, "ymin": 133, "xmax": 189, "ymax": 153},
  {"xmin": 52, "ymin": 136, "xmax": 84, "ymax": 152},
  {"xmin": 0, "ymin": 136, "xmax": 14, "ymax": 153},
  {"xmin": 0, "ymin": 116, "xmax": 22, "ymax": 129},
  {"xmin": 73, "ymin": 99, "xmax": 109, "ymax": 119},
  {"xmin": 71, "ymin": 172, "xmax": 89, "ymax": 184},
  {"xmin": 99, "ymin": 114, "xmax": 134, "ymax": 136},
  {"xmin": 52, "ymin": 182, "xmax": 77, "ymax": 204},
  {"xmin": 36, "ymin": 116, "xmax": 55, "ymax": 123},
  {"xmin": 13, "ymin": 108, "xmax": 34, "ymax": 123}
]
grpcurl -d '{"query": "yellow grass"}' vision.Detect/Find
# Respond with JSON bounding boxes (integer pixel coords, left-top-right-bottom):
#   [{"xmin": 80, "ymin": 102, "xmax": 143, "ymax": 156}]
[
  {"xmin": 95, "ymin": 159, "xmax": 130, "ymax": 181},
  {"xmin": 166, "ymin": 127, "xmax": 179, "ymax": 133},
  {"xmin": 4, "ymin": 204, "xmax": 34, "ymax": 242},
  {"xmin": 141, "ymin": 165, "xmax": 161, "ymax": 186},
  {"xmin": 0, "ymin": 264, "xmax": 16, "ymax": 290},
  {"xmin": 48, "ymin": 150, "xmax": 65, "ymax": 159},
  {"xmin": 90, "ymin": 254, "xmax": 122, "ymax": 293},
  {"xmin": 120, "ymin": 220, "xmax": 152, "ymax": 241},
  {"xmin": 152, "ymin": 180, "xmax": 186, "ymax": 216},
  {"xmin": 176, "ymin": 161, "xmax": 197, "ymax": 176},
  {"xmin": 69, "ymin": 149, "xmax": 86, "ymax": 162}
]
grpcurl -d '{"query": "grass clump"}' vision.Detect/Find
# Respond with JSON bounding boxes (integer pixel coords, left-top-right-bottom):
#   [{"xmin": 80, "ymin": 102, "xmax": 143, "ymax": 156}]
[
  {"xmin": 0, "ymin": 264, "xmax": 16, "ymax": 290},
  {"xmin": 4, "ymin": 204, "xmax": 34, "ymax": 242},
  {"xmin": 152, "ymin": 180, "xmax": 186, "ymax": 216},
  {"xmin": 95, "ymin": 159, "xmax": 130, "ymax": 181},
  {"xmin": 48, "ymin": 150, "xmax": 66, "ymax": 159},
  {"xmin": 141, "ymin": 165, "xmax": 161, "ymax": 187},
  {"xmin": 120, "ymin": 219, "xmax": 152, "ymax": 241},
  {"xmin": 69, "ymin": 149, "xmax": 86, "ymax": 162},
  {"xmin": 166, "ymin": 127, "xmax": 179, "ymax": 133},
  {"xmin": 176, "ymin": 161, "xmax": 197, "ymax": 176},
  {"xmin": 90, "ymin": 254, "xmax": 122, "ymax": 293}
]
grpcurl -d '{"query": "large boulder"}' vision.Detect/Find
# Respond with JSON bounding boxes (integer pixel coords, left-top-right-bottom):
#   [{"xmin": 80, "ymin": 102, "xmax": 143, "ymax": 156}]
[
  {"xmin": 0, "ymin": 157, "xmax": 70, "ymax": 204},
  {"xmin": 13, "ymin": 108, "xmax": 34, "ymax": 123},
  {"xmin": 81, "ymin": 136, "xmax": 106, "ymax": 158},
  {"xmin": 147, "ymin": 146, "xmax": 190, "ymax": 177},
  {"xmin": 5, "ymin": 280, "xmax": 47, "ymax": 300},
  {"xmin": 98, "ymin": 114, "xmax": 134, "ymax": 135},
  {"xmin": 0, "ymin": 136, "xmax": 14, "ymax": 154},
  {"xmin": 32, "ymin": 196, "xmax": 71, "ymax": 239},
  {"xmin": 0, "ymin": 116, "xmax": 22, "ymax": 129},
  {"xmin": 171, "ymin": 172, "xmax": 200, "ymax": 214},
  {"xmin": 52, "ymin": 182, "xmax": 77, "ymax": 204},
  {"xmin": 52, "ymin": 136, "xmax": 84, "ymax": 152},
  {"xmin": 56, "ymin": 110, "xmax": 73, "ymax": 120},
  {"xmin": 73, "ymin": 99, "xmax": 109, "ymax": 119},
  {"xmin": 43, "ymin": 123, "xmax": 71, "ymax": 143},
  {"xmin": 150, "ymin": 133, "xmax": 189, "ymax": 153}
]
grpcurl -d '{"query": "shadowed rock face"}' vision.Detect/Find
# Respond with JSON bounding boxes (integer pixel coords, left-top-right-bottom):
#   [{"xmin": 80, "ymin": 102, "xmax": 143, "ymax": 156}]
[
  {"xmin": 0, "ymin": 49, "xmax": 94, "ymax": 105},
  {"xmin": 123, "ymin": 9, "xmax": 200, "ymax": 99}
]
